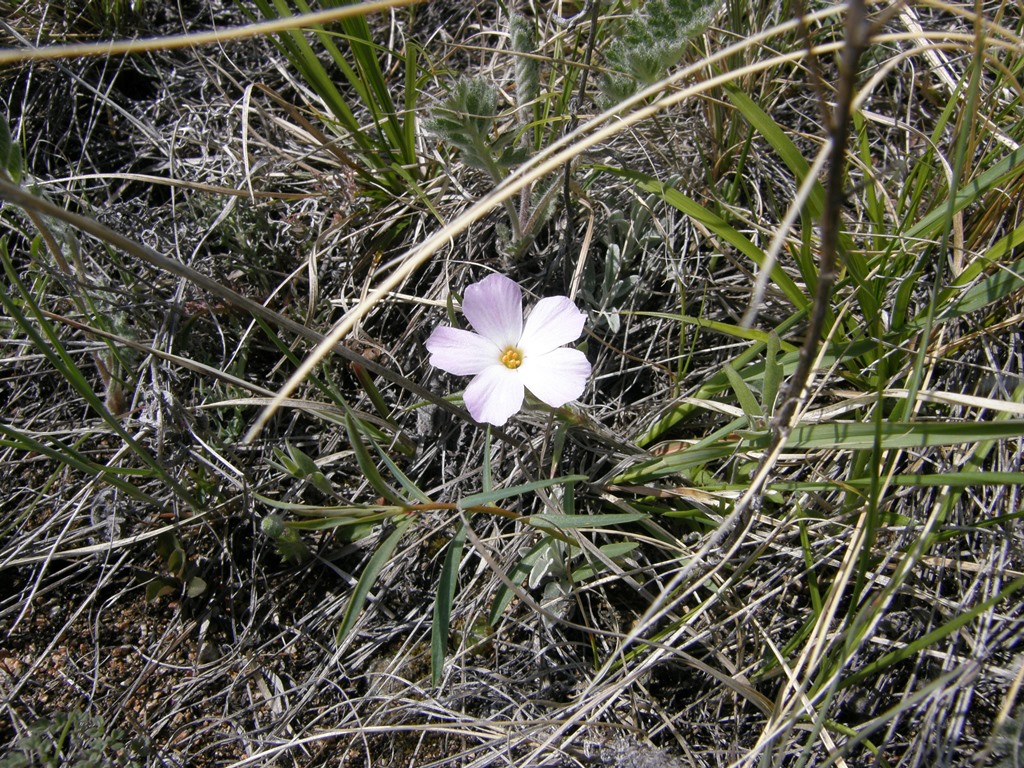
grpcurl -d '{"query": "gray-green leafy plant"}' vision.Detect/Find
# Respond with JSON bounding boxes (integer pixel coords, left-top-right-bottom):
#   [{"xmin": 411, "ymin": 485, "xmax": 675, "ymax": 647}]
[
  {"xmin": 426, "ymin": 14, "xmax": 562, "ymax": 252},
  {"xmin": 426, "ymin": 77, "xmax": 530, "ymax": 186},
  {"xmin": 601, "ymin": 0, "xmax": 723, "ymax": 103},
  {"xmin": 146, "ymin": 530, "xmax": 208, "ymax": 602},
  {"xmin": 426, "ymin": 76, "xmax": 534, "ymax": 245},
  {"xmin": 579, "ymin": 196, "xmax": 662, "ymax": 333},
  {"xmin": 0, "ymin": 709, "xmax": 140, "ymax": 768},
  {"xmin": 990, "ymin": 708, "xmax": 1024, "ymax": 768}
]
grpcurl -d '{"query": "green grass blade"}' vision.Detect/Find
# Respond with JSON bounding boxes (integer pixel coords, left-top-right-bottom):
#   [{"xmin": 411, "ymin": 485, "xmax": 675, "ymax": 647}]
[
  {"xmin": 488, "ymin": 537, "xmax": 549, "ymax": 626},
  {"xmin": 402, "ymin": 39, "xmax": 421, "ymax": 166},
  {"xmin": 632, "ymin": 309, "xmax": 806, "ymax": 445},
  {"xmin": 840, "ymin": 573, "xmax": 1024, "ymax": 691},
  {"xmin": 936, "ymin": 255, "xmax": 1024, "ymax": 321},
  {"xmin": 906, "ymin": 145, "xmax": 1024, "ymax": 242},
  {"xmin": 344, "ymin": 410, "xmax": 405, "ymax": 505},
  {"xmin": 527, "ymin": 512, "xmax": 647, "ymax": 530},
  {"xmin": 745, "ymin": 419, "xmax": 1024, "ymax": 451},
  {"xmin": 763, "ymin": 331, "xmax": 783, "ymax": 417},
  {"xmin": 569, "ymin": 542, "xmax": 640, "ymax": 582},
  {"xmin": 345, "ymin": 406, "xmax": 430, "ymax": 503},
  {"xmin": 614, "ymin": 418, "xmax": 745, "ymax": 484},
  {"xmin": 337, "ymin": 518, "xmax": 411, "ymax": 644},
  {"xmin": 0, "ymin": 110, "xmax": 22, "ymax": 183},
  {"xmin": 459, "ymin": 475, "xmax": 588, "ymax": 510},
  {"xmin": 765, "ymin": 471, "xmax": 1024, "ymax": 492},
  {"xmin": 599, "ymin": 165, "xmax": 807, "ymax": 310},
  {"xmin": 431, "ymin": 523, "xmax": 467, "ymax": 685},
  {"xmin": 722, "ymin": 361, "xmax": 765, "ymax": 424},
  {"xmin": 1, "ymin": 244, "xmax": 196, "ymax": 508},
  {"xmin": 248, "ymin": 0, "xmax": 378, "ymax": 159},
  {"xmin": 724, "ymin": 85, "xmax": 825, "ymax": 218},
  {"xmin": 0, "ymin": 425, "xmax": 166, "ymax": 509}
]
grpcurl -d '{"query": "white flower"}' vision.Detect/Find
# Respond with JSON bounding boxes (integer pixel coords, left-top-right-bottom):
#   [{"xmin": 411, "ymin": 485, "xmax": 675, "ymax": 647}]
[{"xmin": 425, "ymin": 274, "xmax": 591, "ymax": 426}]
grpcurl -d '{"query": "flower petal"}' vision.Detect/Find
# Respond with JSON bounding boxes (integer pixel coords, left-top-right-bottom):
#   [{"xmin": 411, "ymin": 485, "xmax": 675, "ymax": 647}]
[
  {"xmin": 463, "ymin": 365, "xmax": 525, "ymax": 426},
  {"xmin": 519, "ymin": 348, "xmax": 591, "ymax": 408},
  {"xmin": 425, "ymin": 326, "xmax": 500, "ymax": 376},
  {"xmin": 519, "ymin": 296, "xmax": 586, "ymax": 356},
  {"xmin": 462, "ymin": 274, "xmax": 523, "ymax": 348}
]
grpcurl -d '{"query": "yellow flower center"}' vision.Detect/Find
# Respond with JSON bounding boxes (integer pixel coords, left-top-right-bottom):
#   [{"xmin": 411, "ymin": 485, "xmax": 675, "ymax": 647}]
[{"xmin": 500, "ymin": 347, "xmax": 523, "ymax": 369}]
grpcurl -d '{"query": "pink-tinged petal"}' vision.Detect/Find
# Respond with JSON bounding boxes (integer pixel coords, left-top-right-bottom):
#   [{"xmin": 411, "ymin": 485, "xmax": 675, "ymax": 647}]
[
  {"xmin": 462, "ymin": 274, "xmax": 524, "ymax": 348},
  {"xmin": 425, "ymin": 326, "xmax": 500, "ymax": 376},
  {"xmin": 518, "ymin": 348, "xmax": 590, "ymax": 407},
  {"xmin": 519, "ymin": 296, "xmax": 586, "ymax": 356},
  {"xmin": 463, "ymin": 365, "xmax": 525, "ymax": 426}
]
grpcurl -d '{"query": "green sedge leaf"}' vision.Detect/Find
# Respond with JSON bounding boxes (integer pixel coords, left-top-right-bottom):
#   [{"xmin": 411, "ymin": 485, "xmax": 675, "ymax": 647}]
[
  {"xmin": 337, "ymin": 519, "xmax": 411, "ymax": 645},
  {"xmin": 488, "ymin": 538, "xmax": 550, "ymax": 626},
  {"xmin": 763, "ymin": 332, "xmax": 783, "ymax": 417},
  {"xmin": 527, "ymin": 512, "xmax": 648, "ymax": 530},
  {"xmin": 431, "ymin": 525, "xmax": 467, "ymax": 686},
  {"xmin": 0, "ymin": 112, "xmax": 22, "ymax": 184},
  {"xmin": 570, "ymin": 542, "xmax": 640, "ymax": 582},
  {"xmin": 722, "ymin": 362, "xmax": 765, "ymax": 424},
  {"xmin": 459, "ymin": 474, "xmax": 587, "ymax": 510},
  {"xmin": 344, "ymin": 411, "xmax": 404, "ymax": 505},
  {"xmin": 741, "ymin": 419, "xmax": 1024, "ymax": 451}
]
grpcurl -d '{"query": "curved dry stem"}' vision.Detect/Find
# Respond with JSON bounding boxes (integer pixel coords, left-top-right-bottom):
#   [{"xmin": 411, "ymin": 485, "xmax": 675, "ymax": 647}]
[{"xmin": 0, "ymin": 0, "xmax": 419, "ymax": 65}]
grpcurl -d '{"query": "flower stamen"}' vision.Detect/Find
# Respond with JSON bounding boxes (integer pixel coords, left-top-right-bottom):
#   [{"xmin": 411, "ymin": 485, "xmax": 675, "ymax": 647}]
[{"xmin": 500, "ymin": 347, "xmax": 523, "ymax": 369}]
